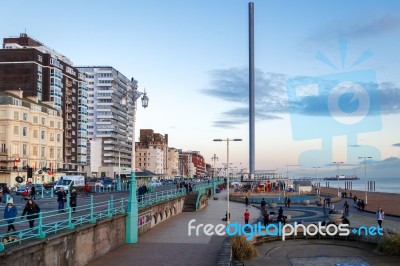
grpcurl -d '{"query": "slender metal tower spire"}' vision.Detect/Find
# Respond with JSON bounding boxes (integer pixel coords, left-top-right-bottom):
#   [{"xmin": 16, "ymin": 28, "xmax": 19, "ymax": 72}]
[{"xmin": 249, "ymin": 2, "xmax": 255, "ymax": 178}]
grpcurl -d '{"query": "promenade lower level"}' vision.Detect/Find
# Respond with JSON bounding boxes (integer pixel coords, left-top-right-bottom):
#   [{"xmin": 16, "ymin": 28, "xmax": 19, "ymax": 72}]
[{"xmin": 87, "ymin": 190, "xmax": 260, "ymax": 266}]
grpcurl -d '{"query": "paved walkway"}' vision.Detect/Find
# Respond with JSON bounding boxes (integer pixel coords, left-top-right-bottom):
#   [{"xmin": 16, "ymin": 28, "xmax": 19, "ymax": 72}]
[
  {"xmin": 87, "ymin": 192, "xmax": 400, "ymax": 266},
  {"xmin": 87, "ymin": 190, "xmax": 260, "ymax": 266}
]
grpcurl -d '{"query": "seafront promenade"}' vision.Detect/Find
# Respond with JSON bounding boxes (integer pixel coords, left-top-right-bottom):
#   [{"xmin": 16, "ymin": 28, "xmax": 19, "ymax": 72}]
[{"xmin": 87, "ymin": 189, "xmax": 400, "ymax": 266}]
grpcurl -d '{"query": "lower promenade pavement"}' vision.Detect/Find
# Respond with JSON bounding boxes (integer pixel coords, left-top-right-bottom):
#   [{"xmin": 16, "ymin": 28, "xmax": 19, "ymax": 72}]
[
  {"xmin": 87, "ymin": 190, "xmax": 260, "ymax": 266},
  {"xmin": 87, "ymin": 190, "xmax": 400, "ymax": 266}
]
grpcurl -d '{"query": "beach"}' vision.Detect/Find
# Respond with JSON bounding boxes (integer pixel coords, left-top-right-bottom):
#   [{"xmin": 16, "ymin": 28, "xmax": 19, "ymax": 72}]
[{"xmin": 320, "ymin": 187, "xmax": 400, "ymax": 216}]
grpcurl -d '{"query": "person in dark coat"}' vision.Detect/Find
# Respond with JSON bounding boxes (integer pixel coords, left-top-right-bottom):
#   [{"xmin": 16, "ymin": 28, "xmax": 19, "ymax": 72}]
[
  {"xmin": 30, "ymin": 185, "xmax": 36, "ymax": 200},
  {"xmin": 4, "ymin": 198, "xmax": 17, "ymax": 232},
  {"xmin": 245, "ymin": 197, "xmax": 249, "ymax": 207},
  {"xmin": 21, "ymin": 199, "xmax": 40, "ymax": 228},
  {"xmin": 70, "ymin": 189, "xmax": 78, "ymax": 213},
  {"xmin": 56, "ymin": 187, "xmax": 67, "ymax": 212}
]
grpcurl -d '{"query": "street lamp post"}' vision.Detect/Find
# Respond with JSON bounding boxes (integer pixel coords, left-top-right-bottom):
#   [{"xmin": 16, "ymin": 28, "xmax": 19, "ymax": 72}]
[
  {"xmin": 358, "ymin": 156, "xmax": 372, "ymax": 205},
  {"xmin": 213, "ymin": 138, "xmax": 242, "ymax": 224},
  {"xmin": 117, "ymin": 143, "xmax": 121, "ymax": 191},
  {"xmin": 123, "ymin": 78, "xmax": 149, "ymax": 244},
  {"xmin": 313, "ymin": 166, "xmax": 321, "ymax": 195},
  {"xmin": 211, "ymin": 154, "xmax": 218, "ymax": 178},
  {"xmin": 333, "ymin": 161, "xmax": 344, "ymax": 197}
]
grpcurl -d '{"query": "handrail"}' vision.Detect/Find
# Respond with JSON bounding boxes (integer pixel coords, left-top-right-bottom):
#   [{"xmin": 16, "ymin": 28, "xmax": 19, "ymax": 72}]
[{"xmin": 0, "ymin": 188, "xmax": 186, "ymax": 252}]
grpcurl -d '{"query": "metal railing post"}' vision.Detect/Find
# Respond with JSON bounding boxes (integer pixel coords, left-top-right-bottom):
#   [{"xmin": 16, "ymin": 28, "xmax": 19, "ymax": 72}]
[
  {"xmin": 90, "ymin": 195, "xmax": 96, "ymax": 223},
  {"xmin": 68, "ymin": 206, "xmax": 75, "ymax": 230},
  {"xmin": 37, "ymin": 212, "xmax": 46, "ymax": 238}
]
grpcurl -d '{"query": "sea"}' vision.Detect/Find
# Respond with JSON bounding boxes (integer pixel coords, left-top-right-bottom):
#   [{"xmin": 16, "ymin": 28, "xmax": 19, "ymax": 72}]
[{"xmin": 313, "ymin": 177, "xmax": 400, "ymax": 194}]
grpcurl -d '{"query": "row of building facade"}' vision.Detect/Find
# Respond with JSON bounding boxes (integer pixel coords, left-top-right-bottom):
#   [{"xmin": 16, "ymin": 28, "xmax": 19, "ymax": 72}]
[{"xmin": 0, "ymin": 33, "xmax": 207, "ymax": 186}]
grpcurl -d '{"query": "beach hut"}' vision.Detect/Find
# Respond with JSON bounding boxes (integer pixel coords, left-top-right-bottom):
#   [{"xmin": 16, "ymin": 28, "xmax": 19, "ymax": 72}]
[{"xmin": 293, "ymin": 180, "xmax": 312, "ymax": 193}]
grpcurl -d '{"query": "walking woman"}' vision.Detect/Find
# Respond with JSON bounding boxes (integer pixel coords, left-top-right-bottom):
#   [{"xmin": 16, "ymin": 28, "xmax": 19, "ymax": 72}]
[
  {"xmin": 4, "ymin": 198, "xmax": 17, "ymax": 233},
  {"xmin": 21, "ymin": 199, "xmax": 40, "ymax": 228},
  {"xmin": 377, "ymin": 207, "xmax": 385, "ymax": 228}
]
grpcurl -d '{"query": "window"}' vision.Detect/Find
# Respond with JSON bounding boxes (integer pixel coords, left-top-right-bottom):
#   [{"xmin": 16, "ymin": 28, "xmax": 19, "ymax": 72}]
[
  {"xmin": 23, "ymin": 113, "xmax": 28, "ymax": 121},
  {"xmin": 57, "ymin": 134, "xmax": 61, "ymax": 142},
  {"xmin": 50, "ymin": 121, "xmax": 54, "ymax": 127},
  {"xmin": 41, "ymin": 131, "xmax": 45, "ymax": 140},
  {"xmin": 50, "ymin": 133, "xmax": 54, "ymax": 141},
  {"xmin": 42, "ymin": 118, "xmax": 45, "ymax": 125},
  {"xmin": 33, "ymin": 116, "xmax": 38, "ymax": 123},
  {"xmin": 22, "ymin": 144, "xmax": 27, "ymax": 156},
  {"xmin": 38, "ymin": 55, "xmax": 42, "ymax": 62},
  {"xmin": 41, "ymin": 147, "xmax": 45, "ymax": 157},
  {"xmin": 57, "ymin": 122, "xmax": 61, "ymax": 129},
  {"xmin": 57, "ymin": 149, "xmax": 61, "ymax": 159},
  {"xmin": 14, "ymin": 111, "xmax": 19, "ymax": 120},
  {"xmin": 14, "ymin": 126, "xmax": 19, "ymax": 135},
  {"xmin": 32, "ymin": 146, "xmax": 38, "ymax": 157},
  {"xmin": 50, "ymin": 148, "xmax": 54, "ymax": 158},
  {"xmin": 33, "ymin": 130, "xmax": 38, "ymax": 138},
  {"xmin": 22, "ymin": 127, "xmax": 27, "ymax": 137}
]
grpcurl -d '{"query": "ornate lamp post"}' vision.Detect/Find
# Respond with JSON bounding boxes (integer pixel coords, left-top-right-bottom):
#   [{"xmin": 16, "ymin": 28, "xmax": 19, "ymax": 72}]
[
  {"xmin": 213, "ymin": 138, "xmax": 242, "ymax": 224},
  {"xmin": 123, "ymin": 78, "xmax": 149, "ymax": 244}
]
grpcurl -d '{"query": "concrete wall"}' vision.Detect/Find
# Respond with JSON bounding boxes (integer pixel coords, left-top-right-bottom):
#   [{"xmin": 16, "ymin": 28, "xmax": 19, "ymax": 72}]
[{"xmin": 0, "ymin": 196, "xmax": 186, "ymax": 266}]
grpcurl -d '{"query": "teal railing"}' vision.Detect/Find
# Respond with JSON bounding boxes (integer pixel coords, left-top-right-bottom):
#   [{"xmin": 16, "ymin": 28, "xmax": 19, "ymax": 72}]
[
  {"xmin": 0, "ymin": 188, "xmax": 185, "ymax": 252},
  {"xmin": 193, "ymin": 180, "xmax": 224, "ymax": 210}
]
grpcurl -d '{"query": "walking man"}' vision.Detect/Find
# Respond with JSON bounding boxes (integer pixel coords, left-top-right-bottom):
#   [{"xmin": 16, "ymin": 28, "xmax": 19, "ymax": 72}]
[
  {"xmin": 261, "ymin": 198, "xmax": 266, "ymax": 213},
  {"xmin": 244, "ymin": 209, "xmax": 250, "ymax": 224}
]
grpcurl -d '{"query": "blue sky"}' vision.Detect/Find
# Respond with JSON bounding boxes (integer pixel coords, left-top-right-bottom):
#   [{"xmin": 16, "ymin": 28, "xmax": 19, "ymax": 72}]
[{"xmin": 1, "ymin": 0, "xmax": 400, "ymax": 178}]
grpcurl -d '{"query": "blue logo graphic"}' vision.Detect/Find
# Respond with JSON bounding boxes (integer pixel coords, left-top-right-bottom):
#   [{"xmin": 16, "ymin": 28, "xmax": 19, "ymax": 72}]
[{"xmin": 286, "ymin": 40, "xmax": 382, "ymax": 166}]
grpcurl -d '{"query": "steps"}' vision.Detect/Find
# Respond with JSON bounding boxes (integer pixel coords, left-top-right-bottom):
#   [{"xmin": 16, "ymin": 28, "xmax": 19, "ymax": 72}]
[{"xmin": 183, "ymin": 191, "xmax": 199, "ymax": 212}]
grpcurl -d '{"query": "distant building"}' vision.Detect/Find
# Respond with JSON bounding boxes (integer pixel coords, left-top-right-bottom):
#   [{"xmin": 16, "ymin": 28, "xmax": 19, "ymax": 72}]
[
  {"xmin": 180, "ymin": 150, "xmax": 205, "ymax": 178},
  {"xmin": 0, "ymin": 89, "xmax": 63, "ymax": 185},
  {"xmin": 136, "ymin": 129, "xmax": 168, "ymax": 175},
  {"xmin": 293, "ymin": 180, "xmax": 312, "ymax": 193},
  {"xmin": 167, "ymin": 147, "xmax": 179, "ymax": 177},
  {"xmin": 0, "ymin": 33, "xmax": 87, "ymax": 174},
  {"xmin": 76, "ymin": 66, "xmax": 135, "ymax": 177}
]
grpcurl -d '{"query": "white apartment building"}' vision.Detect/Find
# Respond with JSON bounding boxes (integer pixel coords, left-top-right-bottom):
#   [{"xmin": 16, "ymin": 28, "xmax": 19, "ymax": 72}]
[
  {"xmin": 136, "ymin": 147, "xmax": 166, "ymax": 175},
  {"xmin": 0, "ymin": 89, "xmax": 63, "ymax": 185},
  {"xmin": 77, "ymin": 66, "xmax": 135, "ymax": 177}
]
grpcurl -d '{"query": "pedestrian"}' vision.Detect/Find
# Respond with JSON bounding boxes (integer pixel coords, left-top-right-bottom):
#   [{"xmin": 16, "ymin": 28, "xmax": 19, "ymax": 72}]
[
  {"xmin": 245, "ymin": 196, "xmax": 249, "ymax": 207},
  {"xmin": 284, "ymin": 197, "xmax": 288, "ymax": 207},
  {"xmin": 361, "ymin": 200, "xmax": 365, "ymax": 212},
  {"xmin": 21, "ymin": 199, "xmax": 40, "ymax": 228},
  {"xmin": 261, "ymin": 198, "xmax": 266, "ymax": 213},
  {"xmin": 30, "ymin": 185, "xmax": 36, "ymax": 200},
  {"xmin": 56, "ymin": 187, "xmax": 67, "ymax": 212},
  {"xmin": 70, "ymin": 189, "xmax": 77, "ymax": 213},
  {"xmin": 84, "ymin": 184, "xmax": 90, "ymax": 197},
  {"xmin": 323, "ymin": 198, "xmax": 326, "ymax": 214},
  {"xmin": 263, "ymin": 210, "xmax": 269, "ymax": 227},
  {"xmin": 377, "ymin": 207, "xmax": 384, "ymax": 228},
  {"xmin": 287, "ymin": 198, "xmax": 291, "ymax": 208},
  {"xmin": 343, "ymin": 201, "xmax": 349, "ymax": 214},
  {"xmin": 244, "ymin": 209, "xmax": 250, "ymax": 224},
  {"xmin": 4, "ymin": 198, "xmax": 17, "ymax": 233}
]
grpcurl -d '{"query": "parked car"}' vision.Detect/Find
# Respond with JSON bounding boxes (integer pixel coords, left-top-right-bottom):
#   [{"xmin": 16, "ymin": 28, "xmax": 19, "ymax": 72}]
[
  {"xmin": 100, "ymin": 180, "xmax": 114, "ymax": 188},
  {"xmin": 43, "ymin": 181, "xmax": 57, "ymax": 189},
  {"xmin": 16, "ymin": 184, "xmax": 44, "ymax": 195},
  {"xmin": 149, "ymin": 180, "xmax": 162, "ymax": 187}
]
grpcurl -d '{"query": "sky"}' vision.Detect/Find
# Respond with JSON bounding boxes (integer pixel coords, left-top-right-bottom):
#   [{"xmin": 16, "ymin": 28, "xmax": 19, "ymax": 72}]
[{"xmin": 1, "ymin": 0, "xmax": 400, "ymax": 179}]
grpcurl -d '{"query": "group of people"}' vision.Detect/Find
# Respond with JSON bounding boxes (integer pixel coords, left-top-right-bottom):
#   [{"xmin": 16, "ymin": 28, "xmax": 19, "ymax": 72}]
[
  {"xmin": 3, "ymin": 197, "xmax": 41, "ymax": 232},
  {"xmin": 177, "ymin": 181, "xmax": 194, "ymax": 194}
]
